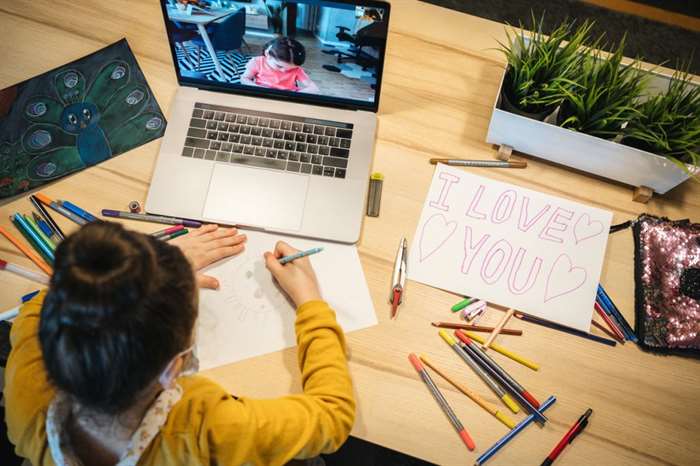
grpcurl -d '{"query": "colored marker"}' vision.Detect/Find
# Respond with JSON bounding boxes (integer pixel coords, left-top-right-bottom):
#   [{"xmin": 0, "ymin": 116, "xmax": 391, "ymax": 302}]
[
  {"xmin": 0, "ymin": 305, "xmax": 20, "ymax": 322},
  {"xmin": 279, "ymin": 247, "xmax": 324, "ymax": 265},
  {"xmin": 22, "ymin": 290, "xmax": 41, "ymax": 302},
  {"xmin": 35, "ymin": 193, "xmax": 87, "ymax": 226},
  {"xmin": 0, "ymin": 259, "xmax": 50, "ymax": 285},
  {"xmin": 451, "ymin": 297, "xmax": 475, "ymax": 312},
  {"xmin": 476, "ymin": 396, "xmax": 557, "ymax": 466},
  {"xmin": 30, "ymin": 195, "xmax": 65, "ymax": 241},
  {"xmin": 163, "ymin": 228, "xmax": 189, "ymax": 241},
  {"xmin": 594, "ymin": 302, "xmax": 625, "ymax": 342},
  {"xmin": 0, "ymin": 226, "xmax": 53, "ymax": 275},
  {"xmin": 541, "ymin": 408, "xmax": 592, "ymax": 466},
  {"xmin": 597, "ymin": 285, "xmax": 637, "ymax": 342},
  {"xmin": 462, "ymin": 331, "xmax": 540, "ymax": 371},
  {"xmin": 456, "ymin": 331, "xmax": 539, "ymax": 407},
  {"xmin": 32, "ymin": 212, "xmax": 54, "ymax": 238},
  {"xmin": 59, "ymin": 200, "xmax": 98, "ymax": 222},
  {"xmin": 462, "ymin": 300, "xmax": 486, "ymax": 320},
  {"xmin": 419, "ymin": 354, "xmax": 516, "ymax": 429},
  {"xmin": 13, "ymin": 214, "xmax": 54, "ymax": 263},
  {"xmin": 408, "ymin": 353, "xmax": 476, "ymax": 451},
  {"xmin": 101, "ymin": 209, "xmax": 202, "ymax": 228},
  {"xmin": 439, "ymin": 330, "xmax": 520, "ymax": 414},
  {"xmin": 151, "ymin": 224, "xmax": 184, "ymax": 238},
  {"xmin": 24, "ymin": 215, "xmax": 56, "ymax": 251}
]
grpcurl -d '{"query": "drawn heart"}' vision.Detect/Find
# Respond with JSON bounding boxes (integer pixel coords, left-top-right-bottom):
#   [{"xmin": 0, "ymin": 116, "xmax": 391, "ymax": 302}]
[
  {"xmin": 544, "ymin": 254, "xmax": 587, "ymax": 302},
  {"xmin": 573, "ymin": 213, "xmax": 604, "ymax": 244},
  {"xmin": 419, "ymin": 213, "xmax": 458, "ymax": 262}
]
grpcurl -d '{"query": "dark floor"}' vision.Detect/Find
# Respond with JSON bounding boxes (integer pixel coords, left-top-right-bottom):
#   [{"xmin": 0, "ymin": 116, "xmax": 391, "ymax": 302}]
[
  {"xmin": 324, "ymin": 436, "xmax": 435, "ymax": 466},
  {"xmin": 420, "ymin": 0, "xmax": 700, "ymax": 74}
]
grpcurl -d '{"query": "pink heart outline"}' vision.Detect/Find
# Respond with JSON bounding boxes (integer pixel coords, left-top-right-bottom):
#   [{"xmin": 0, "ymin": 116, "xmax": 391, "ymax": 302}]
[
  {"xmin": 419, "ymin": 213, "xmax": 458, "ymax": 262},
  {"xmin": 544, "ymin": 253, "xmax": 587, "ymax": 302},
  {"xmin": 573, "ymin": 213, "xmax": 604, "ymax": 244}
]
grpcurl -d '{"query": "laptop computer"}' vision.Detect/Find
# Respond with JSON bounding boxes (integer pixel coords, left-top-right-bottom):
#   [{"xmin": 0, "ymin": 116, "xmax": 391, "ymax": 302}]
[{"xmin": 147, "ymin": 0, "xmax": 390, "ymax": 243}]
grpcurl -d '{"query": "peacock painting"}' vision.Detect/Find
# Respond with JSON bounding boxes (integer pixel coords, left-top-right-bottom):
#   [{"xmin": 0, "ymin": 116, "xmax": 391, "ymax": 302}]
[{"xmin": 0, "ymin": 39, "xmax": 166, "ymax": 199}]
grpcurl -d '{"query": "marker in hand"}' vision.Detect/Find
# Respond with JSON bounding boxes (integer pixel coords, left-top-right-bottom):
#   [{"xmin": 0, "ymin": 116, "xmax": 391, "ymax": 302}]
[{"xmin": 278, "ymin": 247, "xmax": 323, "ymax": 265}]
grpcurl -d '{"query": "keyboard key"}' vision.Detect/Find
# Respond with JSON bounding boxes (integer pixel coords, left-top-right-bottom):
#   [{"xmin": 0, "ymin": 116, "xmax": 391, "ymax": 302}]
[
  {"xmin": 241, "ymin": 135, "xmax": 251, "ymax": 144},
  {"xmin": 214, "ymin": 112, "xmax": 225, "ymax": 121},
  {"xmin": 202, "ymin": 110, "xmax": 214, "ymax": 119},
  {"xmin": 292, "ymin": 122, "xmax": 303, "ymax": 132},
  {"xmin": 288, "ymin": 152, "xmax": 300, "ymax": 162},
  {"xmin": 301, "ymin": 163, "xmax": 312, "ymax": 174},
  {"xmin": 325, "ymin": 127, "xmax": 335, "ymax": 136},
  {"xmin": 334, "ymin": 168, "xmax": 346, "ymax": 178},
  {"xmin": 302, "ymin": 124, "xmax": 313, "ymax": 133},
  {"xmin": 255, "ymin": 147, "xmax": 266, "ymax": 157},
  {"xmin": 336, "ymin": 129, "xmax": 353, "ymax": 139},
  {"xmin": 295, "ymin": 143, "xmax": 307, "ymax": 152},
  {"xmin": 205, "ymin": 150, "xmax": 217, "ymax": 160},
  {"xmin": 262, "ymin": 128, "xmax": 273, "ymax": 137},
  {"xmin": 229, "ymin": 134, "xmax": 241, "ymax": 143},
  {"xmin": 221, "ymin": 142, "xmax": 232, "ymax": 152},
  {"xmin": 232, "ymin": 144, "xmax": 244, "ymax": 154},
  {"xmin": 217, "ymin": 122, "xmax": 228, "ymax": 131},
  {"xmin": 216, "ymin": 152, "xmax": 229, "ymax": 162},
  {"xmin": 300, "ymin": 154, "xmax": 311, "ymax": 163},
  {"xmin": 340, "ymin": 138, "xmax": 351, "ymax": 149},
  {"xmin": 312, "ymin": 165, "xmax": 323, "ymax": 175},
  {"xmin": 240, "ymin": 126, "xmax": 251, "ymax": 134},
  {"xmin": 225, "ymin": 113, "xmax": 236, "ymax": 122},
  {"xmin": 193, "ymin": 109, "xmax": 204, "ymax": 118},
  {"xmin": 210, "ymin": 141, "xmax": 221, "ymax": 150},
  {"xmin": 262, "ymin": 138, "xmax": 273, "ymax": 148},
  {"xmin": 193, "ymin": 148, "xmax": 205, "ymax": 158},
  {"xmin": 281, "ymin": 121, "xmax": 292, "ymax": 130},
  {"xmin": 187, "ymin": 128, "xmax": 206, "ymax": 138},
  {"xmin": 190, "ymin": 118, "xmax": 206, "ymax": 128},
  {"xmin": 229, "ymin": 124, "xmax": 240, "ymax": 133},
  {"xmin": 312, "ymin": 154, "xmax": 322, "ymax": 165},
  {"xmin": 329, "ymin": 137, "xmax": 339, "ymax": 147},
  {"xmin": 314, "ymin": 126, "xmax": 324, "ymax": 135},
  {"xmin": 285, "ymin": 141, "xmax": 295, "ymax": 151},
  {"xmin": 277, "ymin": 150, "xmax": 289, "ymax": 160},
  {"xmin": 295, "ymin": 133, "xmax": 306, "ymax": 142},
  {"xmin": 307, "ymin": 134, "xmax": 317, "ymax": 144},
  {"xmin": 318, "ymin": 136, "xmax": 329, "ymax": 145},
  {"xmin": 206, "ymin": 131, "xmax": 217, "ymax": 140},
  {"xmin": 284, "ymin": 131, "xmax": 295, "ymax": 141},
  {"xmin": 206, "ymin": 120, "xmax": 218, "ymax": 130},
  {"xmin": 307, "ymin": 144, "xmax": 318, "ymax": 154},
  {"xmin": 182, "ymin": 147, "xmax": 194, "ymax": 157},
  {"xmin": 251, "ymin": 127, "xmax": 262, "ymax": 136},
  {"xmin": 319, "ymin": 146, "xmax": 330, "ymax": 155},
  {"xmin": 273, "ymin": 130, "xmax": 284, "ymax": 139},
  {"xmin": 236, "ymin": 115, "xmax": 247, "ymax": 123},
  {"xmin": 323, "ymin": 167, "xmax": 335, "ymax": 177},
  {"xmin": 273, "ymin": 140, "xmax": 284, "ymax": 149},
  {"xmin": 266, "ymin": 149, "xmax": 277, "ymax": 158},
  {"xmin": 218, "ymin": 133, "xmax": 228, "ymax": 141},
  {"xmin": 186, "ymin": 137, "xmax": 210, "ymax": 148},
  {"xmin": 323, "ymin": 156, "xmax": 348, "ymax": 168},
  {"xmin": 251, "ymin": 137, "xmax": 262, "ymax": 146},
  {"xmin": 258, "ymin": 118, "xmax": 269, "ymax": 127},
  {"xmin": 248, "ymin": 116, "xmax": 259, "ymax": 125},
  {"xmin": 243, "ymin": 146, "xmax": 254, "ymax": 155},
  {"xmin": 229, "ymin": 156, "xmax": 287, "ymax": 170},
  {"xmin": 269, "ymin": 120, "xmax": 280, "ymax": 129},
  {"xmin": 286, "ymin": 161, "xmax": 301, "ymax": 172},
  {"xmin": 330, "ymin": 147, "xmax": 349, "ymax": 158}
]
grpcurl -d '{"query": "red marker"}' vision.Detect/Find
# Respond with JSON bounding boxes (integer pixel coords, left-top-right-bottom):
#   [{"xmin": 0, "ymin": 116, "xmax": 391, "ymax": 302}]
[
  {"xmin": 594, "ymin": 302, "xmax": 625, "ymax": 342},
  {"xmin": 408, "ymin": 353, "xmax": 475, "ymax": 451},
  {"xmin": 541, "ymin": 408, "xmax": 593, "ymax": 466},
  {"xmin": 389, "ymin": 238, "xmax": 407, "ymax": 319}
]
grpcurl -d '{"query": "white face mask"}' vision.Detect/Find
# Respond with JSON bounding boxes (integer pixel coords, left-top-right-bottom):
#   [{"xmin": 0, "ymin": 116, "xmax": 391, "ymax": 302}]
[{"xmin": 158, "ymin": 344, "xmax": 199, "ymax": 388}]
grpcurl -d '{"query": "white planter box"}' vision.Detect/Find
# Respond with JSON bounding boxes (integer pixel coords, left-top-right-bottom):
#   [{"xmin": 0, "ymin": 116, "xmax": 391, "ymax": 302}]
[{"xmin": 486, "ymin": 66, "xmax": 698, "ymax": 194}]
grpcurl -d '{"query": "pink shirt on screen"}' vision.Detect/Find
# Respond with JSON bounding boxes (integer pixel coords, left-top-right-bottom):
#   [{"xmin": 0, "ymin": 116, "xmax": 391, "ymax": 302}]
[{"xmin": 247, "ymin": 56, "xmax": 310, "ymax": 91}]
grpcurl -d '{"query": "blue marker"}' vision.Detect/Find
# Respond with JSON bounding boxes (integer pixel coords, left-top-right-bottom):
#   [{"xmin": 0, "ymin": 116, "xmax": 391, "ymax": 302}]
[
  {"xmin": 13, "ymin": 214, "xmax": 55, "ymax": 263},
  {"xmin": 475, "ymin": 396, "xmax": 557, "ymax": 466},
  {"xmin": 32, "ymin": 212, "xmax": 54, "ymax": 238},
  {"xmin": 279, "ymin": 247, "xmax": 324, "ymax": 265},
  {"xmin": 21, "ymin": 290, "xmax": 41, "ymax": 303},
  {"xmin": 596, "ymin": 285, "xmax": 638, "ymax": 342},
  {"xmin": 60, "ymin": 200, "xmax": 98, "ymax": 222}
]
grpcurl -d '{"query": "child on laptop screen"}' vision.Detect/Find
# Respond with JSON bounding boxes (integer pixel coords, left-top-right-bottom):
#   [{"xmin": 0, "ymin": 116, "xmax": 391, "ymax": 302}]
[
  {"xmin": 241, "ymin": 36, "xmax": 320, "ymax": 94},
  {"xmin": 4, "ymin": 222, "xmax": 354, "ymax": 465}
]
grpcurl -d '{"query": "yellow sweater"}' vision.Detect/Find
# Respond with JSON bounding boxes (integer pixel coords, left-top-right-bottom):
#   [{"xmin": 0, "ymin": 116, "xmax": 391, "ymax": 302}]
[{"xmin": 4, "ymin": 292, "xmax": 355, "ymax": 465}]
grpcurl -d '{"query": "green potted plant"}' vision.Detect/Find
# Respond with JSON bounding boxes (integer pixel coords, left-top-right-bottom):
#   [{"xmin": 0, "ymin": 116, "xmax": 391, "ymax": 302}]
[
  {"xmin": 556, "ymin": 38, "xmax": 649, "ymax": 140},
  {"xmin": 497, "ymin": 14, "xmax": 594, "ymax": 121},
  {"xmin": 622, "ymin": 68, "xmax": 700, "ymax": 174}
]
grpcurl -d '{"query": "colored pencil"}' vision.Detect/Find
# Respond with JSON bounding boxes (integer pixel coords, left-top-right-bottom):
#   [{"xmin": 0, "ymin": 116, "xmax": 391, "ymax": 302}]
[
  {"xmin": 597, "ymin": 285, "xmax": 637, "ymax": 342},
  {"xmin": 163, "ymin": 228, "xmax": 189, "ymax": 241},
  {"xmin": 35, "ymin": 193, "xmax": 87, "ymax": 226},
  {"xmin": 0, "ymin": 259, "xmax": 50, "ymax": 285},
  {"xmin": 460, "ymin": 341, "xmax": 547, "ymax": 425},
  {"xmin": 594, "ymin": 302, "xmax": 625, "ymax": 342},
  {"xmin": 462, "ymin": 331, "xmax": 540, "ymax": 371},
  {"xmin": 431, "ymin": 322, "xmax": 522, "ymax": 336},
  {"xmin": 0, "ymin": 226, "xmax": 52, "ymax": 275},
  {"xmin": 515, "ymin": 313, "xmax": 617, "ymax": 347},
  {"xmin": 59, "ymin": 200, "xmax": 98, "ymax": 222},
  {"xmin": 30, "ymin": 195, "xmax": 64, "ymax": 241},
  {"xmin": 590, "ymin": 320, "xmax": 621, "ymax": 342},
  {"xmin": 456, "ymin": 331, "xmax": 540, "ymax": 408},
  {"xmin": 419, "ymin": 354, "xmax": 516, "ymax": 429},
  {"xmin": 24, "ymin": 215, "xmax": 56, "ymax": 251},
  {"xmin": 408, "ymin": 353, "xmax": 476, "ymax": 451},
  {"xmin": 151, "ymin": 224, "xmax": 184, "ymax": 238},
  {"xmin": 475, "ymin": 396, "xmax": 557, "ymax": 466},
  {"xmin": 483, "ymin": 308, "xmax": 514, "ymax": 350},
  {"xmin": 439, "ymin": 330, "xmax": 520, "ymax": 414},
  {"xmin": 12, "ymin": 214, "xmax": 54, "ymax": 264}
]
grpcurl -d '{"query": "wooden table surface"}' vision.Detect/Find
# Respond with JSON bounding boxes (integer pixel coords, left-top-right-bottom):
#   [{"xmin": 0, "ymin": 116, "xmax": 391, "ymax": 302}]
[{"xmin": 1, "ymin": 1, "xmax": 698, "ymax": 465}]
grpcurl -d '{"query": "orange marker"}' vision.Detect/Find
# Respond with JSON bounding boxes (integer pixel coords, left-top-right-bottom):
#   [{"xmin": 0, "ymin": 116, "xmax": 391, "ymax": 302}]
[{"xmin": 0, "ymin": 226, "xmax": 53, "ymax": 276}]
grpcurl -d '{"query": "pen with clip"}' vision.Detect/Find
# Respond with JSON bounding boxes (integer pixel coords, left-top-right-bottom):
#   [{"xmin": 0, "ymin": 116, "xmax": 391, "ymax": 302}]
[
  {"xmin": 389, "ymin": 237, "xmax": 407, "ymax": 319},
  {"xmin": 541, "ymin": 408, "xmax": 593, "ymax": 466}
]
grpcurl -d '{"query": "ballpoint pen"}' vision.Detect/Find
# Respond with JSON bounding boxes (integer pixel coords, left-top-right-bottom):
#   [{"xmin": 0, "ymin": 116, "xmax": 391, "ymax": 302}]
[
  {"xmin": 389, "ymin": 237, "xmax": 407, "ymax": 319},
  {"xmin": 541, "ymin": 408, "xmax": 593, "ymax": 465}
]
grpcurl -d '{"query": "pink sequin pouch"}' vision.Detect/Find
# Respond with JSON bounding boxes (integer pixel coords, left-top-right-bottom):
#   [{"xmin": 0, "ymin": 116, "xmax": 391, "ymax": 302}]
[{"xmin": 631, "ymin": 214, "xmax": 700, "ymax": 355}]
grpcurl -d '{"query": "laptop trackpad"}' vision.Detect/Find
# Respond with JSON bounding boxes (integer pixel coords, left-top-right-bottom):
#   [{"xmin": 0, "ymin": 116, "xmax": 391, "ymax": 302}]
[{"xmin": 203, "ymin": 164, "xmax": 308, "ymax": 231}]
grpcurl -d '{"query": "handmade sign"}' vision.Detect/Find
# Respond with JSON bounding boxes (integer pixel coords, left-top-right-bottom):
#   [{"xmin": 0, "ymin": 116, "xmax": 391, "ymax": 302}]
[
  {"xmin": 408, "ymin": 165, "xmax": 612, "ymax": 332},
  {"xmin": 0, "ymin": 39, "xmax": 166, "ymax": 199}
]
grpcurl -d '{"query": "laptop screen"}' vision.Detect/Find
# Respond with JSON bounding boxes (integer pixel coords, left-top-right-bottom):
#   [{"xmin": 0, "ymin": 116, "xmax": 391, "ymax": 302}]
[{"xmin": 161, "ymin": 0, "xmax": 389, "ymax": 111}]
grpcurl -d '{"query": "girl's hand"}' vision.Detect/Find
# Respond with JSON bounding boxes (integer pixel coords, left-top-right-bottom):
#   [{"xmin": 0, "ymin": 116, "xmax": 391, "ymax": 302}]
[
  {"xmin": 264, "ymin": 241, "xmax": 321, "ymax": 308},
  {"xmin": 172, "ymin": 224, "xmax": 247, "ymax": 289}
]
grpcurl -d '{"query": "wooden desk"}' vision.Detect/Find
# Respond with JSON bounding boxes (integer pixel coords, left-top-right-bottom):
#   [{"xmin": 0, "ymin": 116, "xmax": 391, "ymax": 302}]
[{"xmin": 1, "ymin": 2, "xmax": 698, "ymax": 465}]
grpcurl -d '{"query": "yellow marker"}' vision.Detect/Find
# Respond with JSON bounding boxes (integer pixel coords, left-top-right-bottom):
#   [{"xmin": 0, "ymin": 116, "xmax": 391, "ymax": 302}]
[
  {"xmin": 419, "ymin": 354, "xmax": 516, "ymax": 429},
  {"xmin": 438, "ymin": 330, "xmax": 520, "ymax": 414},
  {"xmin": 463, "ymin": 331, "xmax": 540, "ymax": 371}
]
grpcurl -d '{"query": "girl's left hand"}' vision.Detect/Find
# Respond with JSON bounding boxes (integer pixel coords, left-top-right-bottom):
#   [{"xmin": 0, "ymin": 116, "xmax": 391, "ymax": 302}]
[{"xmin": 171, "ymin": 224, "xmax": 247, "ymax": 289}]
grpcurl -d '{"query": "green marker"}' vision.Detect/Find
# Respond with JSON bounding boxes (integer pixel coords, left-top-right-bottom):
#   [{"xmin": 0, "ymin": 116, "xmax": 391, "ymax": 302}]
[
  {"xmin": 451, "ymin": 297, "xmax": 475, "ymax": 312},
  {"xmin": 164, "ymin": 228, "xmax": 189, "ymax": 241}
]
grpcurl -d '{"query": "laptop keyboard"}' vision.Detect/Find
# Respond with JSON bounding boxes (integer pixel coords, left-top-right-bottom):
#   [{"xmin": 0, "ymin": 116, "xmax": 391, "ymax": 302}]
[{"xmin": 180, "ymin": 103, "xmax": 353, "ymax": 179}]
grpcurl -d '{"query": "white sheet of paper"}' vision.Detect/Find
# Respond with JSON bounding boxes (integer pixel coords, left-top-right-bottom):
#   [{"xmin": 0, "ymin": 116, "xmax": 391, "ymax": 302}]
[
  {"xmin": 408, "ymin": 165, "xmax": 612, "ymax": 331},
  {"xmin": 196, "ymin": 230, "xmax": 377, "ymax": 370}
]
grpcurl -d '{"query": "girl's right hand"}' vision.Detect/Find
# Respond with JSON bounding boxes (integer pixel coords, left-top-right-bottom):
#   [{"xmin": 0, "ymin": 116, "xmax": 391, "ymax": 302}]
[{"xmin": 264, "ymin": 241, "xmax": 322, "ymax": 308}]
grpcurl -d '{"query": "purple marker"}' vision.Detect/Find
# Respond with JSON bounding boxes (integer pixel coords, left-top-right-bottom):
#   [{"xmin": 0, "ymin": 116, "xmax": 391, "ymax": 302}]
[{"xmin": 101, "ymin": 209, "xmax": 202, "ymax": 228}]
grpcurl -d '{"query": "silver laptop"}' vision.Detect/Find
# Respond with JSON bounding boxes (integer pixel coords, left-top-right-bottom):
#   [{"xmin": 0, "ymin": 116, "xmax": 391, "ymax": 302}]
[{"xmin": 147, "ymin": 0, "xmax": 390, "ymax": 243}]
